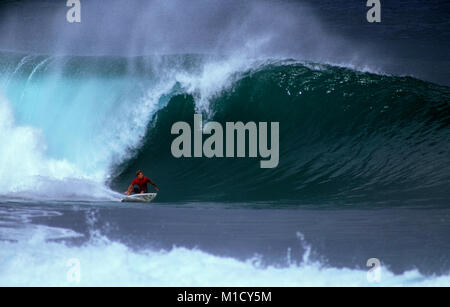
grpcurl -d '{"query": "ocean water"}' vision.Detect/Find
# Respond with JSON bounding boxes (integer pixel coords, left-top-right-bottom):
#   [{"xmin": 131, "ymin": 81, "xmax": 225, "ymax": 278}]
[
  {"xmin": 1, "ymin": 201, "xmax": 450, "ymax": 286},
  {"xmin": 0, "ymin": 0, "xmax": 449, "ymax": 286}
]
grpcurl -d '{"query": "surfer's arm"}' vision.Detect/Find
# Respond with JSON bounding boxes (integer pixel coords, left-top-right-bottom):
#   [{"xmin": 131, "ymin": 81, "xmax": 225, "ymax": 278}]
[
  {"xmin": 125, "ymin": 184, "xmax": 133, "ymax": 195},
  {"xmin": 146, "ymin": 178, "xmax": 159, "ymax": 191},
  {"xmin": 125, "ymin": 179, "xmax": 137, "ymax": 195}
]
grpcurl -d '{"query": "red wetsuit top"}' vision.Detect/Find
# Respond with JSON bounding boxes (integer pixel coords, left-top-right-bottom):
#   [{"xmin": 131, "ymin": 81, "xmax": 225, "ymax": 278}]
[{"xmin": 130, "ymin": 177, "xmax": 156, "ymax": 193}]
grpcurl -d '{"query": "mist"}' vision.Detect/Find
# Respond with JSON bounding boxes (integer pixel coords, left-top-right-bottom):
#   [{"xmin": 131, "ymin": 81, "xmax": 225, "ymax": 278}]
[
  {"xmin": 0, "ymin": 0, "xmax": 358, "ymax": 60},
  {"xmin": 1, "ymin": 0, "xmax": 449, "ymax": 85}
]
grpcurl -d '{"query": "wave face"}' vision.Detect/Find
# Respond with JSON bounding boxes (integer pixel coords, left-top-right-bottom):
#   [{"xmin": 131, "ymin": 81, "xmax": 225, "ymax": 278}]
[
  {"xmin": 0, "ymin": 51, "xmax": 449, "ymax": 204},
  {"xmin": 112, "ymin": 61, "xmax": 450, "ymax": 204}
]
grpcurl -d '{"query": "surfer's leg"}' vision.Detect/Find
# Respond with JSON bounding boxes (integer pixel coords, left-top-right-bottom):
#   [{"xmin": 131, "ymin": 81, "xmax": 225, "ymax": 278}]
[{"xmin": 133, "ymin": 187, "xmax": 140, "ymax": 194}]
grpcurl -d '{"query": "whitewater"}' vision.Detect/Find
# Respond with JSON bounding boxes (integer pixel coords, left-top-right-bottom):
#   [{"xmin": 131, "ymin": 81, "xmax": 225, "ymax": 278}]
[{"xmin": 1, "ymin": 202, "xmax": 450, "ymax": 287}]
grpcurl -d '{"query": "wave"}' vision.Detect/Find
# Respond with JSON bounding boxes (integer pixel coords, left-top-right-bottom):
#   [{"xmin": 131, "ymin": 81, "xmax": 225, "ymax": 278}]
[
  {"xmin": 0, "ymin": 51, "xmax": 449, "ymax": 203},
  {"xmin": 111, "ymin": 61, "xmax": 450, "ymax": 204}
]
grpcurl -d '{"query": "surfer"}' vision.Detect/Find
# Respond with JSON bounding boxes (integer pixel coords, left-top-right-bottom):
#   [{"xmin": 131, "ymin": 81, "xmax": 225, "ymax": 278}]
[{"xmin": 125, "ymin": 170, "xmax": 159, "ymax": 195}]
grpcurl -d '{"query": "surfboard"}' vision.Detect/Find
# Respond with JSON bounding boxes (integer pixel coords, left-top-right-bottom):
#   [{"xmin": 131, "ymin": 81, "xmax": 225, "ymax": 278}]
[{"xmin": 121, "ymin": 193, "xmax": 157, "ymax": 203}]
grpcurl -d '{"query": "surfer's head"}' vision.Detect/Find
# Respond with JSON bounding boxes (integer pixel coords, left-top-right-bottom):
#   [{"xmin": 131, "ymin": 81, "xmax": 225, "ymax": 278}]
[{"xmin": 136, "ymin": 170, "xmax": 144, "ymax": 178}]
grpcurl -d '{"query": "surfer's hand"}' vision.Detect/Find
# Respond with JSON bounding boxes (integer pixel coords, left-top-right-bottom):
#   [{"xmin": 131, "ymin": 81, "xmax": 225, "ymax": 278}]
[
  {"xmin": 141, "ymin": 191, "xmax": 145, "ymax": 194},
  {"xmin": 155, "ymin": 187, "xmax": 159, "ymax": 192}
]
